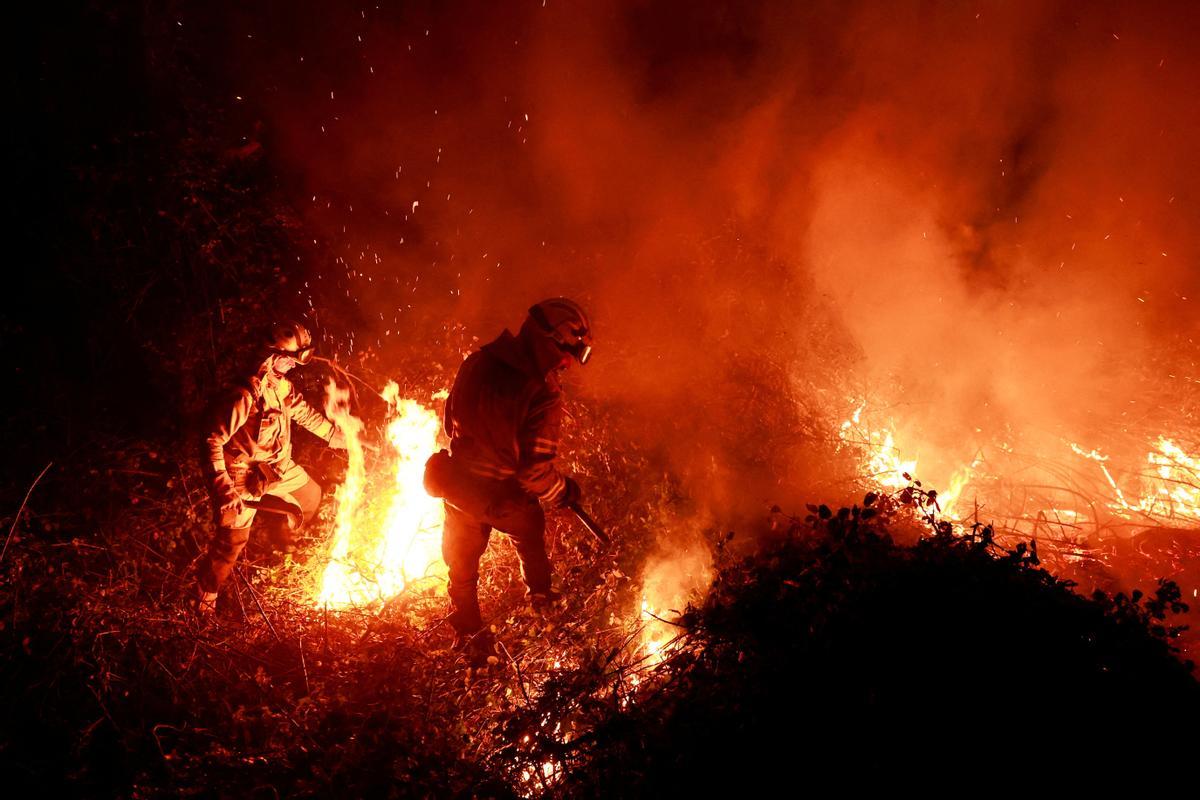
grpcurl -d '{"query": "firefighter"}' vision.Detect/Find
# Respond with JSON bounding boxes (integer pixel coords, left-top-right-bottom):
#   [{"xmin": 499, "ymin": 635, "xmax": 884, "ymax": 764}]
[
  {"xmin": 194, "ymin": 320, "xmax": 345, "ymax": 613},
  {"xmin": 427, "ymin": 298, "xmax": 592, "ymax": 660}
]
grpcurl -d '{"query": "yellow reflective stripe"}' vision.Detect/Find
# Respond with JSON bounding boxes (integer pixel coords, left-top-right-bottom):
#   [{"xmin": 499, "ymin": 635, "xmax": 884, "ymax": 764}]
[
  {"xmin": 527, "ymin": 436, "xmax": 558, "ymax": 456},
  {"xmin": 466, "ymin": 463, "xmax": 516, "ymax": 479},
  {"xmin": 538, "ymin": 474, "xmax": 566, "ymax": 501}
]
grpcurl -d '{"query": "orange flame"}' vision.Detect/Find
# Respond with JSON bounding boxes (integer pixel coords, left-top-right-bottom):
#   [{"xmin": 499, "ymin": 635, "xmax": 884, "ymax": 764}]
[
  {"xmin": 318, "ymin": 381, "xmax": 447, "ymax": 608},
  {"xmin": 639, "ymin": 543, "xmax": 712, "ymax": 664},
  {"xmin": 839, "ymin": 404, "xmax": 974, "ymax": 517},
  {"xmin": 1074, "ymin": 436, "xmax": 1200, "ymax": 524}
]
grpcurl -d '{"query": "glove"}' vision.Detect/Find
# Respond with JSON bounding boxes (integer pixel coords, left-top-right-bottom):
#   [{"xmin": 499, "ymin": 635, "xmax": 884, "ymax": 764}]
[
  {"xmin": 213, "ymin": 471, "xmax": 245, "ymax": 518},
  {"xmin": 558, "ymin": 476, "xmax": 582, "ymax": 509},
  {"xmin": 220, "ymin": 495, "xmax": 246, "ymax": 518}
]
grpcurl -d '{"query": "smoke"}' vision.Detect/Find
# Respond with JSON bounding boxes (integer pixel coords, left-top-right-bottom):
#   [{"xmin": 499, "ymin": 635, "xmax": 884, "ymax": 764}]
[
  {"xmin": 207, "ymin": 0, "xmax": 1200, "ymax": 524},
  {"xmin": 794, "ymin": 0, "xmax": 1200, "ymax": 487}
]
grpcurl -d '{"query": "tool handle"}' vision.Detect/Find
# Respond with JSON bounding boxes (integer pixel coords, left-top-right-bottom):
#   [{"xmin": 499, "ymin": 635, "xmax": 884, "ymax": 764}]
[{"xmin": 568, "ymin": 503, "xmax": 611, "ymax": 547}]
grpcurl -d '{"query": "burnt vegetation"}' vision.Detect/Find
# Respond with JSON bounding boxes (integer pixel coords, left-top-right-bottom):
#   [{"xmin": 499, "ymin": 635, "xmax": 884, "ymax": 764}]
[{"xmin": 6, "ymin": 3, "xmax": 1199, "ymax": 797}]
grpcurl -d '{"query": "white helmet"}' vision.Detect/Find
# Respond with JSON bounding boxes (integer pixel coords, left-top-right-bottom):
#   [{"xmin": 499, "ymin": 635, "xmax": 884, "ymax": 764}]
[{"xmin": 266, "ymin": 320, "xmax": 316, "ymax": 364}]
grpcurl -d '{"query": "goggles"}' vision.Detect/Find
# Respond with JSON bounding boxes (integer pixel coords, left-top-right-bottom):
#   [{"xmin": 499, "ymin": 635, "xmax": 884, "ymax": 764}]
[
  {"xmin": 529, "ymin": 304, "xmax": 592, "ymax": 365},
  {"xmin": 268, "ymin": 345, "xmax": 315, "ymax": 365},
  {"xmin": 563, "ymin": 340, "xmax": 592, "ymax": 365}
]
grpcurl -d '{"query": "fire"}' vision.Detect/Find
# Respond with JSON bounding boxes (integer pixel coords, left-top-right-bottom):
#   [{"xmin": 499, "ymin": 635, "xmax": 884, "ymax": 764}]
[
  {"xmin": 318, "ymin": 381, "xmax": 447, "ymax": 608},
  {"xmin": 1073, "ymin": 436, "xmax": 1200, "ymax": 525},
  {"xmin": 639, "ymin": 598, "xmax": 668, "ymax": 663},
  {"xmin": 639, "ymin": 543, "xmax": 712, "ymax": 664},
  {"xmin": 1148, "ymin": 439, "xmax": 1200, "ymax": 522},
  {"xmin": 839, "ymin": 405, "xmax": 916, "ymax": 492},
  {"xmin": 519, "ymin": 760, "xmax": 562, "ymax": 792},
  {"xmin": 837, "ymin": 400, "xmax": 1198, "ymax": 538},
  {"xmin": 838, "ymin": 404, "xmax": 974, "ymax": 517}
]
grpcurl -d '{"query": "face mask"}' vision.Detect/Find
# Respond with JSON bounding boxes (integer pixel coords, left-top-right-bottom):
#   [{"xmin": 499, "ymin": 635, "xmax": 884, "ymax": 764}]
[
  {"xmin": 270, "ymin": 355, "xmax": 297, "ymax": 376},
  {"xmin": 558, "ymin": 340, "xmax": 592, "ymax": 365},
  {"xmin": 529, "ymin": 305, "xmax": 593, "ymax": 365}
]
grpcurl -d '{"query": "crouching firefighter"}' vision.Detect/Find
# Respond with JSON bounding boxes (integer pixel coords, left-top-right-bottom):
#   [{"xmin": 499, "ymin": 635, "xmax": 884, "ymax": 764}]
[
  {"xmin": 424, "ymin": 298, "xmax": 593, "ymax": 658},
  {"xmin": 194, "ymin": 320, "xmax": 346, "ymax": 613}
]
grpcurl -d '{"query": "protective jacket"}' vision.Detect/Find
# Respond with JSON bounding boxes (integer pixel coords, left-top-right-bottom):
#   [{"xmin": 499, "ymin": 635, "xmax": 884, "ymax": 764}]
[
  {"xmin": 205, "ymin": 366, "xmax": 336, "ymax": 477},
  {"xmin": 445, "ymin": 330, "xmax": 568, "ymax": 505}
]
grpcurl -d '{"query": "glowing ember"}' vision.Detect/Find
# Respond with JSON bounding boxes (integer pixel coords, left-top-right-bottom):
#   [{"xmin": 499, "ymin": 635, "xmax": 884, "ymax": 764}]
[
  {"xmin": 520, "ymin": 760, "xmax": 561, "ymax": 786},
  {"xmin": 318, "ymin": 381, "xmax": 447, "ymax": 608}
]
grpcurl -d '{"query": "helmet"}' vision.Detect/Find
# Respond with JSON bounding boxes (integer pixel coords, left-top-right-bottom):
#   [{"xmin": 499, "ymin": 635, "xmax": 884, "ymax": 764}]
[
  {"xmin": 527, "ymin": 297, "xmax": 593, "ymax": 365},
  {"xmin": 266, "ymin": 320, "xmax": 316, "ymax": 364}
]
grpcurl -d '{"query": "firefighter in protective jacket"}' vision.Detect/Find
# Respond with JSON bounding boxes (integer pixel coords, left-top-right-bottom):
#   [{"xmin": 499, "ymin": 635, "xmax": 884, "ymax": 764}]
[
  {"xmin": 195, "ymin": 321, "xmax": 345, "ymax": 612},
  {"xmin": 429, "ymin": 298, "xmax": 593, "ymax": 645}
]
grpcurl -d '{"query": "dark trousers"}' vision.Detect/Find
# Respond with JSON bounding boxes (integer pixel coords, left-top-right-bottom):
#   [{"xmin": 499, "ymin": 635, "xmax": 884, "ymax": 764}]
[
  {"xmin": 197, "ymin": 465, "xmax": 322, "ymax": 593},
  {"xmin": 442, "ymin": 481, "xmax": 551, "ymax": 635}
]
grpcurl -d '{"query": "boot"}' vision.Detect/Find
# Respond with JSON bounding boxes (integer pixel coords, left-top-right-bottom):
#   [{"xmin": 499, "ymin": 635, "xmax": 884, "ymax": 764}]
[
  {"xmin": 198, "ymin": 591, "xmax": 218, "ymax": 614},
  {"xmin": 529, "ymin": 588, "xmax": 564, "ymax": 614},
  {"xmin": 188, "ymin": 584, "xmax": 218, "ymax": 617},
  {"xmin": 454, "ymin": 628, "xmax": 499, "ymax": 668}
]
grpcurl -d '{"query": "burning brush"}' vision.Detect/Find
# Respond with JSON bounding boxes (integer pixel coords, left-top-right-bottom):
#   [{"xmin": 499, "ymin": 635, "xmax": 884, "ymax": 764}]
[
  {"xmin": 833, "ymin": 395, "xmax": 1200, "ymax": 624},
  {"xmin": 316, "ymin": 380, "xmax": 447, "ymax": 608}
]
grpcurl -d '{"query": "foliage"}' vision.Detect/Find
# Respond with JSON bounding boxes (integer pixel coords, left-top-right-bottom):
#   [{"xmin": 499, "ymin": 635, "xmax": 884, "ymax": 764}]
[{"xmin": 519, "ymin": 488, "xmax": 1200, "ymax": 794}]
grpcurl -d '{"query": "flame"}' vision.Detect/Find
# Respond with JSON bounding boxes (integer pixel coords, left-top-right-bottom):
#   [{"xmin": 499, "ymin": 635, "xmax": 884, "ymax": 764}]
[
  {"xmin": 321, "ymin": 379, "xmax": 367, "ymax": 599},
  {"xmin": 318, "ymin": 381, "xmax": 447, "ymax": 608},
  {"xmin": 1148, "ymin": 438, "xmax": 1200, "ymax": 522},
  {"xmin": 1075, "ymin": 436, "xmax": 1200, "ymax": 524},
  {"xmin": 838, "ymin": 404, "xmax": 974, "ymax": 517},
  {"xmin": 937, "ymin": 468, "xmax": 974, "ymax": 519},
  {"xmin": 639, "ymin": 598, "xmax": 667, "ymax": 663},
  {"xmin": 837, "ymin": 400, "xmax": 1198, "ymax": 535},
  {"xmin": 639, "ymin": 544, "xmax": 712, "ymax": 664},
  {"xmin": 839, "ymin": 405, "xmax": 916, "ymax": 492}
]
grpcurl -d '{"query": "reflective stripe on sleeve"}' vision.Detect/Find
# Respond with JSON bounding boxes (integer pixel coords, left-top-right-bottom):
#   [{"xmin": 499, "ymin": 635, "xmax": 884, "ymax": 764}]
[{"xmin": 538, "ymin": 473, "xmax": 566, "ymax": 503}]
